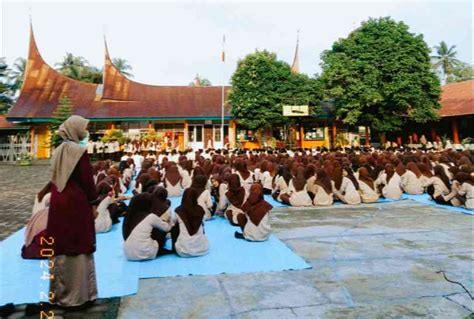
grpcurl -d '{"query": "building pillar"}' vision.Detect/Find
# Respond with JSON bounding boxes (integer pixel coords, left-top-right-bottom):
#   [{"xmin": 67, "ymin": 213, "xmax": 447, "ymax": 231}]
[
  {"xmin": 365, "ymin": 126, "xmax": 370, "ymax": 146},
  {"xmin": 332, "ymin": 121, "xmax": 337, "ymax": 148},
  {"xmin": 148, "ymin": 121, "xmax": 152, "ymax": 129},
  {"xmin": 29, "ymin": 127, "xmax": 36, "ymax": 159},
  {"xmin": 299, "ymin": 125, "xmax": 304, "ymax": 149},
  {"xmin": 396, "ymin": 136, "xmax": 402, "ymax": 146},
  {"xmin": 110, "ymin": 123, "xmax": 115, "ymax": 130},
  {"xmin": 184, "ymin": 122, "xmax": 189, "ymax": 148},
  {"xmin": 229, "ymin": 120, "xmax": 236, "ymax": 149},
  {"xmin": 412, "ymin": 132, "xmax": 418, "ymax": 143},
  {"xmin": 451, "ymin": 118, "xmax": 460, "ymax": 144}
]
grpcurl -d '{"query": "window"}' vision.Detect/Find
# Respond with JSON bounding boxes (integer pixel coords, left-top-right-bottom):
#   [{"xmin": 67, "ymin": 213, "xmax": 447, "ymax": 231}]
[
  {"xmin": 304, "ymin": 125, "xmax": 325, "ymax": 141},
  {"xmin": 188, "ymin": 126, "xmax": 195, "ymax": 142},
  {"xmin": 196, "ymin": 126, "xmax": 203, "ymax": 142}
]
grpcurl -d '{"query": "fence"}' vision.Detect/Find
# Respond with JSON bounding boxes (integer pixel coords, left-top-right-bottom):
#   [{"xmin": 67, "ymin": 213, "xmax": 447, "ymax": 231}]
[{"xmin": 0, "ymin": 134, "xmax": 33, "ymax": 162}]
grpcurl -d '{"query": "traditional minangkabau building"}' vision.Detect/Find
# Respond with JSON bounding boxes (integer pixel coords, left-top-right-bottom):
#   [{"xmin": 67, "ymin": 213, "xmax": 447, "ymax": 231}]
[
  {"xmin": 6, "ymin": 26, "xmax": 234, "ymax": 158},
  {"xmin": 3, "ymin": 26, "xmax": 473, "ymax": 159}
]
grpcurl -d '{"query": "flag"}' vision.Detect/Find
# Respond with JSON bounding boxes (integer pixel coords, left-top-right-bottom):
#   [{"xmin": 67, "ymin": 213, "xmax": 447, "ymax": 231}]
[{"xmin": 221, "ymin": 34, "xmax": 225, "ymax": 62}]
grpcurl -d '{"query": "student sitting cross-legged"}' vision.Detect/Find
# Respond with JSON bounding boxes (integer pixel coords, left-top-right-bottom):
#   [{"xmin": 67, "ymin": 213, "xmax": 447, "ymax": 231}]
[
  {"xmin": 234, "ymin": 184, "xmax": 273, "ymax": 241},
  {"xmin": 122, "ymin": 192, "xmax": 174, "ymax": 261},
  {"xmin": 171, "ymin": 188, "xmax": 209, "ymax": 257}
]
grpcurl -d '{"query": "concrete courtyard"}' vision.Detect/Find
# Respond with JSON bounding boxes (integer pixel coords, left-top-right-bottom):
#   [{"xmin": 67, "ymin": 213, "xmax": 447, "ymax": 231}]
[{"xmin": 1, "ymin": 163, "xmax": 473, "ymax": 318}]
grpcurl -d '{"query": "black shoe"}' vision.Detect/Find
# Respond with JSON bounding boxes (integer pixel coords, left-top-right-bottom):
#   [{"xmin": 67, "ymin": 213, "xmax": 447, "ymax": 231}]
[
  {"xmin": 234, "ymin": 231, "xmax": 245, "ymax": 239},
  {"xmin": 157, "ymin": 248, "xmax": 174, "ymax": 256},
  {"xmin": 0, "ymin": 303, "xmax": 15, "ymax": 317}
]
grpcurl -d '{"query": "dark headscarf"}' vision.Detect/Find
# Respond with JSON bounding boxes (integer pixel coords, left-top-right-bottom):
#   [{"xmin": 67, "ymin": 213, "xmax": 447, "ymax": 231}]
[
  {"xmin": 122, "ymin": 193, "xmax": 152, "ymax": 240},
  {"xmin": 315, "ymin": 168, "xmax": 332, "ymax": 194},
  {"xmin": 165, "ymin": 165, "xmax": 182, "ymax": 186},
  {"xmin": 241, "ymin": 184, "xmax": 273, "ymax": 226},
  {"xmin": 292, "ymin": 167, "xmax": 307, "ymax": 192},
  {"xmin": 332, "ymin": 166, "xmax": 343, "ymax": 191},
  {"xmin": 433, "ymin": 165, "xmax": 451, "ymax": 189},
  {"xmin": 407, "ymin": 162, "xmax": 422, "ymax": 178},
  {"xmin": 385, "ymin": 164, "xmax": 395, "ymax": 183},
  {"xmin": 225, "ymin": 174, "xmax": 246, "ymax": 208},
  {"xmin": 150, "ymin": 186, "xmax": 170, "ymax": 217},
  {"xmin": 191, "ymin": 174, "xmax": 208, "ymax": 197},
  {"xmin": 358, "ymin": 167, "xmax": 375, "ymax": 190},
  {"xmin": 175, "ymin": 188, "xmax": 205, "ymax": 236}
]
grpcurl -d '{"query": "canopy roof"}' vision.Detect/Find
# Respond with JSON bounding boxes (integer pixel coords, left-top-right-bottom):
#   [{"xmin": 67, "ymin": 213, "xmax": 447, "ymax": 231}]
[
  {"xmin": 7, "ymin": 26, "xmax": 231, "ymax": 123},
  {"xmin": 438, "ymin": 79, "xmax": 474, "ymax": 118}
]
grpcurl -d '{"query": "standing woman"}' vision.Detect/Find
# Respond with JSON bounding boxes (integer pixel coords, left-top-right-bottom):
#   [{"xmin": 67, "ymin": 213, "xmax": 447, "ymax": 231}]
[{"xmin": 47, "ymin": 115, "xmax": 99, "ymax": 308}]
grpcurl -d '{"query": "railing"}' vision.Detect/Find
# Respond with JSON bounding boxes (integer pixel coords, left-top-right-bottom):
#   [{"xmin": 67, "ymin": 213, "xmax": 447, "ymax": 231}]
[{"xmin": 0, "ymin": 135, "xmax": 32, "ymax": 162}]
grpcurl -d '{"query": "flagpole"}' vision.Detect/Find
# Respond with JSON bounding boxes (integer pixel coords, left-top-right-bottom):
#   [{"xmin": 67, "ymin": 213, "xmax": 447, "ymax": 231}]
[{"xmin": 221, "ymin": 34, "xmax": 225, "ymax": 149}]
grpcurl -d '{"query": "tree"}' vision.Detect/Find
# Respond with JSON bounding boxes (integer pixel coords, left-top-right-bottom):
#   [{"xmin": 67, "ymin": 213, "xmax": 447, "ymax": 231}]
[
  {"xmin": 112, "ymin": 58, "xmax": 133, "ymax": 78},
  {"xmin": 320, "ymin": 17, "xmax": 441, "ymax": 134},
  {"xmin": 55, "ymin": 53, "xmax": 88, "ymax": 80},
  {"xmin": 0, "ymin": 58, "xmax": 13, "ymax": 114},
  {"xmin": 50, "ymin": 96, "xmax": 74, "ymax": 148},
  {"xmin": 431, "ymin": 41, "xmax": 462, "ymax": 84},
  {"xmin": 189, "ymin": 74, "xmax": 212, "ymax": 86},
  {"xmin": 229, "ymin": 50, "xmax": 320, "ymax": 130},
  {"xmin": 8, "ymin": 57, "xmax": 26, "ymax": 96},
  {"xmin": 446, "ymin": 62, "xmax": 474, "ymax": 83},
  {"xmin": 80, "ymin": 66, "xmax": 103, "ymax": 84}
]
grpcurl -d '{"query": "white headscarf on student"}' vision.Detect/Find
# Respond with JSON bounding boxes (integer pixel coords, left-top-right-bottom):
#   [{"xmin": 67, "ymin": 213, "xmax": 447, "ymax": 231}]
[{"xmin": 51, "ymin": 115, "xmax": 89, "ymax": 192}]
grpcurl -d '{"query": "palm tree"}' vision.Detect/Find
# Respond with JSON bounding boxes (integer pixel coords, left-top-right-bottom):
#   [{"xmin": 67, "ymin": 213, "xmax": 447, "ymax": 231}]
[
  {"xmin": 431, "ymin": 41, "xmax": 462, "ymax": 84},
  {"xmin": 55, "ymin": 53, "xmax": 88, "ymax": 80},
  {"xmin": 8, "ymin": 57, "xmax": 26, "ymax": 95},
  {"xmin": 0, "ymin": 58, "xmax": 13, "ymax": 114},
  {"xmin": 112, "ymin": 58, "xmax": 133, "ymax": 78},
  {"xmin": 189, "ymin": 74, "xmax": 212, "ymax": 87}
]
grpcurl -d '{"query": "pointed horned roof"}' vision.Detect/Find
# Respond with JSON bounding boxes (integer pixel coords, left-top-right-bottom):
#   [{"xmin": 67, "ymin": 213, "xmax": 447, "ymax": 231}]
[
  {"xmin": 8, "ymin": 26, "xmax": 231, "ymax": 122},
  {"xmin": 291, "ymin": 31, "xmax": 300, "ymax": 74}
]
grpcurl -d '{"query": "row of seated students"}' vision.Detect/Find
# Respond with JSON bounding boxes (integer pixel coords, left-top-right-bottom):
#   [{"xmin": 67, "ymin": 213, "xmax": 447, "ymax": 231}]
[{"xmin": 21, "ymin": 147, "xmax": 473, "ymax": 260}]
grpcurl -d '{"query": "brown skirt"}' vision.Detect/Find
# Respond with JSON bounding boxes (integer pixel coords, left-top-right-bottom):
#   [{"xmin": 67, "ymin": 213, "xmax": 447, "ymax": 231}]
[{"xmin": 49, "ymin": 254, "xmax": 97, "ymax": 307}]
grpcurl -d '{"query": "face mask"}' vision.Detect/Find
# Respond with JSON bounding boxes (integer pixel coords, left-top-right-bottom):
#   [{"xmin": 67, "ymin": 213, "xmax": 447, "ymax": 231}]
[{"xmin": 79, "ymin": 134, "xmax": 89, "ymax": 148}]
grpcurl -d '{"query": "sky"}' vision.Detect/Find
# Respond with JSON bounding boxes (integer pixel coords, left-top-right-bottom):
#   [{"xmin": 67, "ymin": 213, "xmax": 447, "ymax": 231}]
[{"xmin": 1, "ymin": 0, "xmax": 473, "ymax": 85}]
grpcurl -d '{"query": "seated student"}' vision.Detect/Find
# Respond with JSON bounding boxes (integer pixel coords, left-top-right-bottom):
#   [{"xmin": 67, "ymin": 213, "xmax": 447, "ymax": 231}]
[
  {"xmin": 224, "ymin": 174, "xmax": 248, "ymax": 225},
  {"xmin": 272, "ymin": 165, "xmax": 292, "ymax": 202},
  {"xmin": 234, "ymin": 160, "xmax": 254, "ymax": 194},
  {"xmin": 122, "ymin": 193, "xmax": 173, "ymax": 261},
  {"xmin": 455, "ymin": 172, "xmax": 474, "ymax": 209},
  {"xmin": 164, "ymin": 165, "xmax": 184, "ymax": 197},
  {"xmin": 375, "ymin": 164, "xmax": 402, "ymax": 200},
  {"xmin": 401, "ymin": 162, "xmax": 424, "ymax": 195},
  {"xmin": 333, "ymin": 166, "xmax": 361, "ymax": 205},
  {"xmin": 180, "ymin": 160, "xmax": 193, "ymax": 189},
  {"xmin": 21, "ymin": 183, "xmax": 52, "ymax": 259},
  {"xmin": 417, "ymin": 163, "xmax": 433, "ymax": 191},
  {"xmin": 426, "ymin": 165, "xmax": 454, "ymax": 205},
  {"xmin": 280, "ymin": 167, "xmax": 312, "ymax": 207},
  {"xmin": 191, "ymin": 174, "xmax": 214, "ymax": 220},
  {"xmin": 260, "ymin": 161, "xmax": 274, "ymax": 195},
  {"xmin": 150, "ymin": 187, "xmax": 174, "ymax": 256},
  {"xmin": 313, "ymin": 168, "xmax": 334, "ymax": 206},
  {"xmin": 212, "ymin": 172, "xmax": 230, "ymax": 216},
  {"xmin": 357, "ymin": 167, "xmax": 380, "ymax": 203},
  {"xmin": 122, "ymin": 159, "xmax": 134, "ymax": 189},
  {"xmin": 305, "ymin": 164, "xmax": 317, "ymax": 200},
  {"xmin": 95, "ymin": 181, "xmax": 114, "ymax": 233},
  {"xmin": 234, "ymin": 184, "xmax": 273, "ymax": 241},
  {"xmin": 171, "ymin": 188, "xmax": 209, "ymax": 257}
]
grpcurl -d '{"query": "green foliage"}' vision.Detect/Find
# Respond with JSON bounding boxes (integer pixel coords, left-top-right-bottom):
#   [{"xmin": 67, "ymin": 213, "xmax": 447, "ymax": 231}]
[
  {"xmin": 320, "ymin": 17, "xmax": 441, "ymax": 133},
  {"xmin": 446, "ymin": 62, "xmax": 474, "ymax": 84},
  {"xmin": 8, "ymin": 57, "xmax": 26, "ymax": 96},
  {"xmin": 112, "ymin": 58, "xmax": 133, "ymax": 78},
  {"xmin": 141, "ymin": 128, "xmax": 163, "ymax": 142},
  {"xmin": 50, "ymin": 96, "xmax": 74, "ymax": 148},
  {"xmin": 431, "ymin": 41, "xmax": 462, "ymax": 83},
  {"xmin": 0, "ymin": 58, "xmax": 13, "ymax": 114},
  {"xmin": 189, "ymin": 74, "xmax": 212, "ymax": 87},
  {"xmin": 229, "ymin": 50, "xmax": 321, "ymax": 130},
  {"xmin": 102, "ymin": 129, "xmax": 125, "ymax": 145},
  {"xmin": 55, "ymin": 53, "xmax": 103, "ymax": 84}
]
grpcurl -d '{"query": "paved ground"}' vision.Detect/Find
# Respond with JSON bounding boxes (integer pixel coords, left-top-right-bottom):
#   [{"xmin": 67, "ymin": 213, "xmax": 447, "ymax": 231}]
[{"xmin": 1, "ymin": 162, "xmax": 473, "ymax": 318}]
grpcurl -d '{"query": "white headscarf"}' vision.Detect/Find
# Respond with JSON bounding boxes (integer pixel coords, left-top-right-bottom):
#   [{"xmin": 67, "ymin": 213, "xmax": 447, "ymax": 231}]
[{"xmin": 50, "ymin": 115, "xmax": 89, "ymax": 192}]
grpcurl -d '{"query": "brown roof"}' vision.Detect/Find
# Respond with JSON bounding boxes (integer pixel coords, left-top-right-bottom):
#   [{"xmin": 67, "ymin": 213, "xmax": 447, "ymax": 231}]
[
  {"xmin": 438, "ymin": 79, "xmax": 474, "ymax": 117},
  {"xmin": 7, "ymin": 27, "xmax": 231, "ymax": 122}
]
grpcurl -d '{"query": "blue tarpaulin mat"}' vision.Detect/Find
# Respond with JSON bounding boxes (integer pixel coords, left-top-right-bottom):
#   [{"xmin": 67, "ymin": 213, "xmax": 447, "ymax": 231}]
[{"xmin": 401, "ymin": 193, "xmax": 473, "ymax": 215}]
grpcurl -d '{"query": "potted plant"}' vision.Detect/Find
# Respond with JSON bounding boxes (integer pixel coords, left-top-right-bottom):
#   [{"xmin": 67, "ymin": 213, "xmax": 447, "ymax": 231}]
[{"xmin": 17, "ymin": 152, "xmax": 32, "ymax": 166}]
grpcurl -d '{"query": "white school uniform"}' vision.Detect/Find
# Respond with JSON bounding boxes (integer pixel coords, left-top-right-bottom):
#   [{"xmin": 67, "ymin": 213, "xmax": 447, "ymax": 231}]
[
  {"xmin": 358, "ymin": 181, "xmax": 380, "ymax": 203},
  {"xmin": 400, "ymin": 171, "xmax": 424, "ymax": 195},
  {"xmin": 95, "ymin": 196, "xmax": 113, "ymax": 233},
  {"xmin": 243, "ymin": 214, "xmax": 271, "ymax": 242},
  {"xmin": 197, "ymin": 189, "xmax": 214, "ymax": 220},
  {"xmin": 174, "ymin": 215, "xmax": 209, "ymax": 257},
  {"xmin": 376, "ymin": 173, "xmax": 402, "ymax": 200},
  {"xmin": 335, "ymin": 177, "xmax": 361, "ymax": 205},
  {"xmin": 313, "ymin": 184, "xmax": 334, "ymax": 206},
  {"xmin": 458, "ymin": 182, "xmax": 474, "ymax": 209}
]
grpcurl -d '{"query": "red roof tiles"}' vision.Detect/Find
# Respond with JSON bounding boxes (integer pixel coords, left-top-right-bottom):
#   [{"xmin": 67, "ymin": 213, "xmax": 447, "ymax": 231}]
[{"xmin": 438, "ymin": 80, "xmax": 474, "ymax": 117}]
